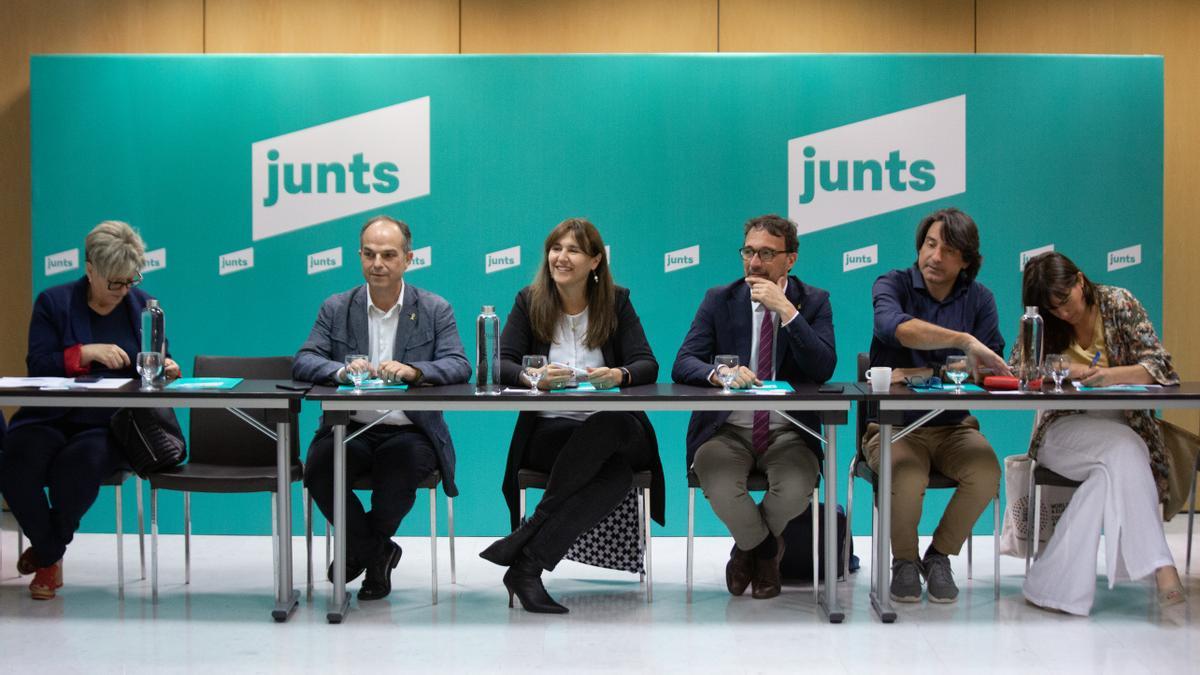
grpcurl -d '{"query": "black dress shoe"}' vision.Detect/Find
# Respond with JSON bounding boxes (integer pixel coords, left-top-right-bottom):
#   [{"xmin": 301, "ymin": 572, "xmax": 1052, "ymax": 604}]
[
  {"xmin": 726, "ymin": 545, "xmax": 754, "ymax": 597},
  {"xmin": 502, "ymin": 553, "xmax": 568, "ymax": 614},
  {"xmin": 480, "ymin": 511, "xmax": 547, "ymax": 567},
  {"xmin": 358, "ymin": 542, "xmax": 402, "ymax": 601},
  {"xmin": 326, "ymin": 558, "xmax": 366, "ymax": 584}
]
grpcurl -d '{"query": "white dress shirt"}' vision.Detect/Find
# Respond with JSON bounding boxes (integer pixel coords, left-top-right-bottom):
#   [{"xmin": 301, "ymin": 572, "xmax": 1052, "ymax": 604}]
[
  {"xmin": 542, "ymin": 307, "xmax": 604, "ymax": 422},
  {"xmin": 352, "ymin": 282, "xmax": 412, "ymax": 427},
  {"xmin": 726, "ymin": 279, "xmax": 795, "ymax": 430}
]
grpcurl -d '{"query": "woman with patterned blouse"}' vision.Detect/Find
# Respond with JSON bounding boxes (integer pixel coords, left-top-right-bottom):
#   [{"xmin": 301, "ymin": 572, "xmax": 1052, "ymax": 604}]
[{"xmin": 1013, "ymin": 252, "xmax": 1184, "ymax": 615}]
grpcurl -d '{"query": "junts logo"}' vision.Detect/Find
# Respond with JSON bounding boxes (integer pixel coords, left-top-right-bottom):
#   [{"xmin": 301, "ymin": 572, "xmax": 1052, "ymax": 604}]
[
  {"xmin": 788, "ymin": 95, "xmax": 967, "ymax": 235},
  {"xmin": 142, "ymin": 248, "xmax": 167, "ymax": 274},
  {"xmin": 409, "ymin": 246, "xmax": 431, "ymax": 272},
  {"xmin": 486, "ymin": 246, "xmax": 520, "ymax": 274},
  {"xmin": 44, "ymin": 248, "xmax": 79, "ymax": 276},
  {"xmin": 843, "ymin": 244, "xmax": 878, "ymax": 272},
  {"xmin": 251, "ymin": 96, "xmax": 431, "ymax": 241},
  {"xmin": 1107, "ymin": 244, "xmax": 1141, "ymax": 272},
  {"xmin": 665, "ymin": 245, "xmax": 700, "ymax": 273},
  {"xmin": 219, "ymin": 247, "xmax": 254, "ymax": 276},
  {"xmin": 1019, "ymin": 244, "xmax": 1054, "ymax": 271},
  {"xmin": 307, "ymin": 246, "xmax": 342, "ymax": 275}
]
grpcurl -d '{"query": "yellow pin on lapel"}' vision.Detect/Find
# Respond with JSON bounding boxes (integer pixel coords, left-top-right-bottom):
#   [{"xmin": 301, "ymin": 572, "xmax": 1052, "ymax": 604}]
[{"xmin": 409, "ymin": 312, "xmax": 417, "ymax": 321}]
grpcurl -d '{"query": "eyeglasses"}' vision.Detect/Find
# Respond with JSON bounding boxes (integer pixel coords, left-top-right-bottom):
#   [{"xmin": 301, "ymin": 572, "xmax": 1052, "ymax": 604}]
[
  {"xmin": 738, "ymin": 247, "xmax": 790, "ymax": 262},
  {"xmin": 904, "ymin": 375, "xmax": 943, "ymax": 389},
  {"xmin": 106, "ymin": 274, "xmax": 143, "ymax": 291}
]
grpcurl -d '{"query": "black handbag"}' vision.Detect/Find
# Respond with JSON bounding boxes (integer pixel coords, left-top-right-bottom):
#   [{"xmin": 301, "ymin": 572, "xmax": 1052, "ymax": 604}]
[
  {"xmin": 109, "ymin": 407, "xmax": 187, "ymax": 477},
  {"xmin": 778, "ymin": 501, "xmax": 857, "ymax": 580}
]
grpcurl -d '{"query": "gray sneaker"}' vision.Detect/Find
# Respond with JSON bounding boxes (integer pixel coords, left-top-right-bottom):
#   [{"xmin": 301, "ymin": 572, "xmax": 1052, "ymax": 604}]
[
  {"xmin": 922, "ymin": 552, "xmax": 959, "ymax": 603},
  {"xmin": 889, "ymin": 559, "xmax": 923, "ymax": 603}
]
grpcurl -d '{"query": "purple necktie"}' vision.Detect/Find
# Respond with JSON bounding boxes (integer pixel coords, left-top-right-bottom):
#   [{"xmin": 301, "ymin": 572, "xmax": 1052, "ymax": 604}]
[{"xmin": 753, "ymin": 310, "xmax": 774, "ymax": 453}]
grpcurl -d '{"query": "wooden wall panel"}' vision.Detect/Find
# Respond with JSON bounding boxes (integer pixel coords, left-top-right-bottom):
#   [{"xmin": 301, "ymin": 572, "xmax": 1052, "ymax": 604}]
[
  {"xmin": 205, "ymin": 0, "xmax": 459, "ymax": 53},
  {"xmin": 719, "ymin": 0, "xmax": 974, "ymax": 53},
  {"xmin": 978, "ymin": 0, "xmax": 1200, "ymax": 433},
  {"xmin": 461, "ymin": 0, "xmax": 717, "ymax": 53},
  {"xmin": 0, "ymin": 0, "xmax": 203, "ymax": 395}
]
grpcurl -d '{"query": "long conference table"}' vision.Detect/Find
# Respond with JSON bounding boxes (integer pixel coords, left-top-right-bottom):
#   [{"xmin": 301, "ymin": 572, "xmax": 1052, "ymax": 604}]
[{"xmin": 4, "ymin": 378, "xmax": 1199, "ymax": 624}]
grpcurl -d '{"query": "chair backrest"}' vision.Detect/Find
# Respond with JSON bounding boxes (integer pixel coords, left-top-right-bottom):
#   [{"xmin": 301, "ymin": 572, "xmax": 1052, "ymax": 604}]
[
  {"xmin": 856, "ymin": 352, "xmax": 872, "ymax": 461},
  {"xmin": 189, "ymin": 355, "xmax": 298, "ymax": 467}
]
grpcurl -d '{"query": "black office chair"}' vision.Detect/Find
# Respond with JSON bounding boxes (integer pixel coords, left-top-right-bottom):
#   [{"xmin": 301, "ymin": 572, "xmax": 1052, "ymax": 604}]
[
  {"xmin": 316, "ymin": 470, "xmax": 455, "ymax": 605},
  {"xmin": 686, "ymin": 469, "xmax": 819, "ymax": 603},
  {"xmin": 8, "ymin": 469, "xmax": 145, "ymax": 593},
  {"xmin": 845, "ymin": 353, "xmax": 1000, "ymax": 599},
  {"xmin": 517, "ymin": 468, "xmax": 654, "ymax": 602},
  {"xmin": 148, "ymin": 355, "xmax": 303, "ymax": 603}
]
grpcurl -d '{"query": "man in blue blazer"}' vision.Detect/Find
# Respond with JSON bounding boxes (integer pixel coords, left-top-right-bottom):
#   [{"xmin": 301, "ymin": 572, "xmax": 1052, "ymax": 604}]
[
  {"xmin": 295, "ymin": 215, "xmax": 470, "ymax": 601},
  {"xmin": 673, "ymin": 214, "xmax": 836, "ymax": 599}
]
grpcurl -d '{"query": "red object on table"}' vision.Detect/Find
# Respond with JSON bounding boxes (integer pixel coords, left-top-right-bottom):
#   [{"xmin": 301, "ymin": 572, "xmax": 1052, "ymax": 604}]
[{"xmin": 983, "ymin": 376, "xmax": 1043, "ymax": 390}]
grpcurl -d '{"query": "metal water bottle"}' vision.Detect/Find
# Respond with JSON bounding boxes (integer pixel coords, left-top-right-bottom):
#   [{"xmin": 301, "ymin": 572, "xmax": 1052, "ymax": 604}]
[
  {"xmin": 475, "ymin": 305, "xmax": 501, "ymax": 395},
  {"xmin": 1018, "ymin": 306, "xmax": 1044, "ymax": 391},
  {"xmin": 141, "ymin": 298, "xmax": 167, "ymax": 385}
]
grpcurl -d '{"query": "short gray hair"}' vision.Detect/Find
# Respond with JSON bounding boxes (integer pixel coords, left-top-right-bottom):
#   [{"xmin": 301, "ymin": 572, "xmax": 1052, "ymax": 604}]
[{"xmin": 85, "ymin": 220, "xmax": 145, "ymax": 278}]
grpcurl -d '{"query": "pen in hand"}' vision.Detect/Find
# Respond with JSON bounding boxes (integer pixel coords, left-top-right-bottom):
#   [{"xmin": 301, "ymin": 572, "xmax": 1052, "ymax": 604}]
[{"xmin": 1090, "ymin": 351, "xmax": 1101, "ymax": 367}]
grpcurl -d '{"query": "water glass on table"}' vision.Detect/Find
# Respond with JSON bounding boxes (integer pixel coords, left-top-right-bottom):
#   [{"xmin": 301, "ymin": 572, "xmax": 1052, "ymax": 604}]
[
  {"xmin": 523, "ymin": 355, "xmax": 547, "ymax": 394},
  {"xmin": 945, "ymin": 354, "xmax": 969, "ymax": 393},
  {"xmin": 136, "ymin": 351, "xmax": 164, "ymax": 391},
  {"xmin": 1043, "ymin": 354, "xmax": 1069, "ymax": 393},
  {"xmin": 344, "ymin": 354, "xmax": 370, "ymax": 393},
  {"xmin": 715, "ymin": 354, "xmax": 739, "ymax": 394}
]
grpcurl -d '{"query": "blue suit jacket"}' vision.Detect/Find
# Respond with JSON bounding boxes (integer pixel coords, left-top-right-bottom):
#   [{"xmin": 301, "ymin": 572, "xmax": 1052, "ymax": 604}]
[
  {"xmin": 11, "ymin": 276, "xmax": 151, "ymax": 431},
  {"xmin": 671, "ymin": 276, "xmax": 837, "ymax": 467},
  {"xmin": 293, "ymin": 283, "xmax": 471, "ymax": 496}
]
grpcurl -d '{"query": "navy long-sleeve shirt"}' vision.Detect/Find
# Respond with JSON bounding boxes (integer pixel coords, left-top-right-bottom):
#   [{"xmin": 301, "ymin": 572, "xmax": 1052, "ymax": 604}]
[{"xmin": 870, "ymin": 265, "xmax": 1005, "ymax": 426}]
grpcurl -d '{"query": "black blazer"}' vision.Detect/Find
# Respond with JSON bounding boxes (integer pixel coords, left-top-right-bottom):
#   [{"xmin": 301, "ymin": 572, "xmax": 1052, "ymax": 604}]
[
  {"xmin": 499, "ymin": 285, "xmax": 664, "ymax": 530},
  {"xmin": 671, "ymin": 276, "xmax": 837, "ymax": 468}
]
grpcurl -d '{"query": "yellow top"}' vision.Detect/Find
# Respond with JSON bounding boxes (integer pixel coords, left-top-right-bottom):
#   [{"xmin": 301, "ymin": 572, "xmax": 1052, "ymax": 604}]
[{"xmin": 1065, "ymin": 309, "xmax": 1108, "ymax": 367}]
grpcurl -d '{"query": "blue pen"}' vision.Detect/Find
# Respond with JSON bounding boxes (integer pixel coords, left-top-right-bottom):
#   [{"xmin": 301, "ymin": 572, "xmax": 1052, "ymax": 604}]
[{"xmin": 1089, "ymin": 351, "xmax": 1101, "ymax": 368}]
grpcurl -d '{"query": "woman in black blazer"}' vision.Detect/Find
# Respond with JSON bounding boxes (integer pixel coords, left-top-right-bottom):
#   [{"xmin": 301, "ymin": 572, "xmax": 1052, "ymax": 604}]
[{"xmin": 480, "ymin": 218, "xmax": 663, "ymax": 613}]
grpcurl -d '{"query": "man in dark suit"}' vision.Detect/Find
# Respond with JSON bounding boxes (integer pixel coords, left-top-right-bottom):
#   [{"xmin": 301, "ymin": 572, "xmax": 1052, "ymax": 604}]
[
  {"xmin": 294, "ymin": 215, "xmax": 470, "ymax": 601},
  {"xmin": 672, "ymin": 214, "xmax": 836, "ymax": 599}
]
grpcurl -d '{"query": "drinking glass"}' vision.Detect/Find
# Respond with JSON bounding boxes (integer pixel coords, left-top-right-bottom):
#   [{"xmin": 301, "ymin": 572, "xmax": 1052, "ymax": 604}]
[
  {"xmin": 344, "ymin": 354, "xmax": 370, "ymax": 393},
  {"xmin": 715, "ymin": 355, "xmax": 739, "ymax": 394},
  {"xmin": 1044, "ymin": 354, "xmax": 1069, "ymax": 393},
  {"xmin": 136, "ymin": 351, "xmax": 164, "ymax": 391},
  {"xmin": 945, "ymin": 354, "xmax": 969, "ymax": 394},
  {"xmin": 523, "ymin": 355, "xmax": 547, "ymax": 394}
]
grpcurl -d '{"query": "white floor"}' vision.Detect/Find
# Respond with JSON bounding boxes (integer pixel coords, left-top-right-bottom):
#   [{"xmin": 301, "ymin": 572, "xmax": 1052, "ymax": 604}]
[{"xmin": 0, "ymin": 517, "xmax": 1197, "ymax": 674}]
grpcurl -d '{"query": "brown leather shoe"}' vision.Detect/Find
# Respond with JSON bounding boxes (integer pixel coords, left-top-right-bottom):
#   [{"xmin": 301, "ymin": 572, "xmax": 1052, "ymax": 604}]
[
  {"xmin": 17, "ymin": 547, "xmax": 38, "ymax": 576},
  {"xmin": 751, "ymin": 536, "xmax": 786, "ymax": 599},
  {"xmin": 725, "ymin": 546, "xmax": 754, "ymax": 596}
]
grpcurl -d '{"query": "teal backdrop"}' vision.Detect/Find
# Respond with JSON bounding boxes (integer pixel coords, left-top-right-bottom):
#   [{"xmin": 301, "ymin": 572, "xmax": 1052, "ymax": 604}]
[{"xmin": 29, "ymin": 54, "xmax": 1163, "ymax": 538}]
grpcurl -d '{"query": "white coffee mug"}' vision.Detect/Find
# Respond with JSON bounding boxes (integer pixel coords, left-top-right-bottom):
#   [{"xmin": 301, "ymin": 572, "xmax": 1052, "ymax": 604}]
[{"xmin": 864, "ymin": 366, "xmax": 893, "ymax": 393}]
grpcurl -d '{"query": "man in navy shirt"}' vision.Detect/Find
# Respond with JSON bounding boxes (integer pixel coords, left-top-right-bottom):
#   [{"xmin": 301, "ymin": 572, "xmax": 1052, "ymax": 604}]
[{"xmin": 867, "ymin": 207, "xmax": 1009, "ymax": 604}]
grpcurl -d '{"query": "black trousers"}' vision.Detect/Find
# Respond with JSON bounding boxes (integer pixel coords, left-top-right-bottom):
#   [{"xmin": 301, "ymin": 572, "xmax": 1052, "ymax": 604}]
[
  {"xmin": 304, "ymin": 424, "xmax": 439, "ymax": 566},
  {"xmin": 0, "ymin": 421, "xmax": 122, "ymax": 567},
  {"xmin": 523, "ymin": 411, "xmax": 654, "ymax": 571}
]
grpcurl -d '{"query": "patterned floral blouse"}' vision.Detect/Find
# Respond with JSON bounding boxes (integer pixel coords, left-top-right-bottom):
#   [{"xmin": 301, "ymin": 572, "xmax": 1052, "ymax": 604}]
[{"xmin": 1010, "ymin": 285, "xmax": 1179, "ymax": 501}]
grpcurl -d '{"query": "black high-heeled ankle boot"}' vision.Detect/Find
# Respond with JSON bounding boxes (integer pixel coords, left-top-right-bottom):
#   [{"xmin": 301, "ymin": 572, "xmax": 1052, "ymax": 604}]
[
  {"xmin": 480, "ymin": 511, "xmax": 547, "ymax": 567},
  {"xmin": 502, "ymin": 553, "xmax": 568, "ymax": 614}
]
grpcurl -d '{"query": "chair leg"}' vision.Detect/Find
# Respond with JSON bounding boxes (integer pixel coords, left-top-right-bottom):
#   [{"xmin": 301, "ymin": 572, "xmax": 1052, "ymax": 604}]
[
  {"xmin": 636, "ymin": 490, "xmax": 646, "ymax": 584},
  {"xmin": 870, "ymin": 499, "xmax": 878, "ymax": 595},
  {"xmin": 183, "ymin": 491, "xmax": 191, "ymax": 585},
  {"xmin": 304, "ymin": 487, "xmax": 314, "ymax": 599},
  {"xmin": 324, "ymin": 520, "xmax": 331, "ymax": 576},
  {"xmin": 1032, "ymin": 485, "xmax": 1043, "ymax": 562},
  {"xmin": 136, "ymin": 477, "xmax": 146, "ymax": 580},
  {"xmin": 967, "ymin": 533, "xmax": 974, "ymax": 580},
  {"xmin": 993, "ymin": 495, "xmax": 1001, "ymax": 601},
  {"xmin": 115, "ymin": 481, "xmax": 124, "ymax": 596},
  {"xmin": 519, "ymin": 488, "xmax": 526, "ymax": 521},
  {"xmin": 430, "ymin": 488, "xmax": 438, "ymax": 606},
  {"xmin": 686, "ymin": 486, "xmax": 695, "ymax": 603},
  {"xmin": 448, "ymin": 497, "xmax": 456, "ymax": 585},
  {"xmin": 811, "ymin": 487, "xmax": 819, "ymax": 604},
  {"xmin": 18, "ymin": 526, "xmax": 24, "ymax": 558},
  {"xmin": 151, "ymin": 488, "xmax": 159, "ymax": 604},
  {"xmin": 643, "ymin": 487, "xmax": 653, "ymax": 603}
]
